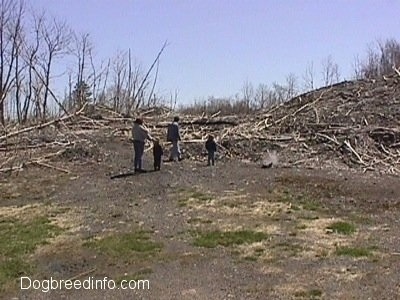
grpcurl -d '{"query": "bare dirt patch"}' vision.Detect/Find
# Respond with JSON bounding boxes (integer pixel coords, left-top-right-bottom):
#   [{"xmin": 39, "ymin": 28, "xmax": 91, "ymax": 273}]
[{"xmin": 1, "ymin": 136, "xmax": 400, "ymax": 299}]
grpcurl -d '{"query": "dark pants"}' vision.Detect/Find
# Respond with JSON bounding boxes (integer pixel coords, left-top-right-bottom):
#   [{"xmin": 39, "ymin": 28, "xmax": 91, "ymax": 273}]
[
  {"xmin": 207, "ymin": 151, "xmax": 215, "ymax": 166},
  {"xmin": 133, "ymin": 140, "xmax": 145, "ymax": 170},
  {"xmin": 154, "ymin": 156, "xmax": 162, "ymax": 171}
]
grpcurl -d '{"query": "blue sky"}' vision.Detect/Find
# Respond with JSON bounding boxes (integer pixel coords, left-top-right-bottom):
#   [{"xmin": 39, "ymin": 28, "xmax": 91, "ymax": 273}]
[{"xmin": 29, "ymin": 0, "xmax": 400, "ymax": 103}]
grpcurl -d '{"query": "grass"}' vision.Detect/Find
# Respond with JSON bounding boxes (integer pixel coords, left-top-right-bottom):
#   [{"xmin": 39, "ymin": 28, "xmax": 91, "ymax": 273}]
[
  {"xmin": 84, "ymin": 231, "xmax": 162, "ymax": 258},
  {"xmin": 298, "ymin": 213, "xmax": 319, "ymax": 220},
  {"xmin": 116, "ymin": 268, "xmax": 153, "ymax": 284},
  {"xmin": 273, "ymin": 241, "xmax": 303, "ymax": 257},
  {"xmin": 0, "ymin": 174, "xmax": 69, "ymax": 202},
  {"xmin": 294, "ymin": 288, "xmax": 323, "ymax": 299},
  {"xmin": 242, "ymin": 247, "xmax": 266, "ymax": 261},
  {"xmin": 273, "ymin": 189, "xmax": 321, "ymax": 211},
  {"xmin": 301, "ymin": 200, "xmax": 320, "ymax": 211},
  {"xmin": 187, "ymin": 217, "xmax": 212, "ymax": 224},
  {"xmin": 192, "ymin": 230, "xmax": 269, "ymax": 248},
  {"xmin": 177, "ymin": 189, "xmax": 213, "ymax": 207},
  {"xmin": 335, "ymin": 246, "xmax": 372, "ymax": 257},
  {"xmin": 0, "ymin": 216, "xmax": 62, "ymax": 290},
  {"xmin": 275, "ymin": 175, "xmax": 341, "ymax": 199},
  {"xmin": 326, "ymin": 221, "xmax": 356, "ymax": 235},
  {"xmin": 296, "ymin": 224, "xmax": 307, "ymax": 230}
]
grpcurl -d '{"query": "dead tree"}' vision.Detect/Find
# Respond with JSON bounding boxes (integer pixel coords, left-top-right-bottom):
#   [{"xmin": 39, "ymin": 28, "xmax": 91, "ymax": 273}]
[
  {"xmin": 321, "ymin": 55, "xmax": 340, "ymax": 86},
  {"xmin": 0, "ymin": 0, "xmax": 24, "ymax": 125},
  {"xmin": 40, "ymin": 17, "xmax": 71, "ymax": 119},
  {"xmin": 20, "ymin": 12, "xmax": 44, "ymax": 123},
  {"xmin": 302, "ymin": 61, "xmax": 315, "ymax": 91},
  {"xmin": 128, "ymin": 40, "xmax": 168, "ymax": 113},
  {"xmin": 71, "ymin": 32, "xmax": 92, "ymax": 109}
]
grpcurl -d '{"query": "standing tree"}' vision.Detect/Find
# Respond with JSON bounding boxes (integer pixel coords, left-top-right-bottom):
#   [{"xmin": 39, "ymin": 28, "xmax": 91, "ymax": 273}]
[
  {"xmin": 40, "ymin": 17, "xmax": 71, "ymax": 120},
  {"xmin": 0, "ymin": 0, "xmax": 24, "ymax": 125},
  {"xmin": 285, "ymin": 73, "xmax": 298, "ymax": 100},
  {"xmin": 72, "ymin": 80, "xmax": 92, "ymax": 108},
  {"xmin": 321, "ymin": 55, "xmax": 340, "ymax": 86},
  {"xmin": 241, "ymin": 80, "xmax": 254, "ymax": 112},
  {"xmin": 254, "ymin": 83, "xmax": 269, "ymax": 109},
  {"xmin": 322, "ymin": 55, "xmax": 340, "ymax": 86},
  {"xmin": 359, "ymin": 39, "xmax": 400, "ymax": 78},
  {"xmin": 302, "ymin": 61, "xmax": 315, "ymax": 91}
]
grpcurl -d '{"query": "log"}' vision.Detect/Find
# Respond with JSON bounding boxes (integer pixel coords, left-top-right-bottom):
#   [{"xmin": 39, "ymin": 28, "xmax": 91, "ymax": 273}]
[{"xmin": 0, "ymin": 103, "xmax": 87, "ymax": 142}]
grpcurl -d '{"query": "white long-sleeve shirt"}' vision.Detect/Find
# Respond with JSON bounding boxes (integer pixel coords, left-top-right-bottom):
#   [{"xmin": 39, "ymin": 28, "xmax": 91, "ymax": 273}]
[{"xmin": 132, "ymin": 123, "xmax": 152, "ymax": 142}]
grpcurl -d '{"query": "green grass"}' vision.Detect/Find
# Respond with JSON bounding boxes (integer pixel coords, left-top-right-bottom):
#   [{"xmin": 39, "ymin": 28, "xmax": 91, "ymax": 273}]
[
  {"xmin": 273, "ymin": 241, "xmax": 303, "ymax": 257},
  {"xmin": 190, "ymin": 191, "xmax": 213, "ymax": 202},
  {"xmin": 294, "ymin": 288, "xmax": 323, "ymax": 299},
  {"xmin": 275, "ymin": 175, "xmax": 341, "ymax": 199},
  {"xmin": 116, "ymin": 268, "xmax": 153, "ymax": 284},
  {"xmin": 187, "ymin": 217, "xmax": 212, "ymax": 224},
  {"xmin": 177, "ymin": 189, "xmax": 213, "ymax": 207},
  {"xmin": 84, "ymin": 231, "xmax": 162, "ymax": 258},
  {"xmin": 0, "ymin": 216, "xmax": 62, "ymax": 290},
  {"xmin": 335, "ymin": 246, "xmax": 372, "ymax": 257},
  {"xmin": 301, "ymin": 200, "xmax": 320, "ymax": 211},
  {"xmin": 192, "ymin": 230, "xmax": 269, "ymax": 248},
  {"xmin": 243, "ymin": 255, "xmax": 258, "ymax": 261},
  {"xmin": 327, "ymin": 221, "xmax": 356, "ymax": 235},
  {"xmin": 296, "ymin": 224, "xmax": 307, "ymax": 230},
  {"xmin": 298, "ymin": 213, "xmax": 319, "ymax": 220},
  {"xmin": 273, "ymin": 189, "xmax": 321, "ymax": 212}
]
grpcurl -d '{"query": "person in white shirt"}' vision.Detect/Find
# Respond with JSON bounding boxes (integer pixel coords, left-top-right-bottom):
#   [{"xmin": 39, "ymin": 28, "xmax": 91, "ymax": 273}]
[
  {"xmin": 167, "ymin": 116, "xmax": 182, "ymax": 161},
  {"xmin": 132, "ymin": 118, "xmax": 153, "ymax": 172}
]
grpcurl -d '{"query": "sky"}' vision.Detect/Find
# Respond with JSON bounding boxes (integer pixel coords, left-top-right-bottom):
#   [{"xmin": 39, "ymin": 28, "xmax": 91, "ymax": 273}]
[{"xmin": 28, "ymin": 0, "xmax": 400, "ymax": 104}]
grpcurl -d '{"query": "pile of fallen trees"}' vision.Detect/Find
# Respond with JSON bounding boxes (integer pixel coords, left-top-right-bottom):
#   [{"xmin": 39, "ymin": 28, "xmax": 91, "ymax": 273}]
[{"xmin": 1, "ymin": 72, "xmax": 399, "ymax": 176}]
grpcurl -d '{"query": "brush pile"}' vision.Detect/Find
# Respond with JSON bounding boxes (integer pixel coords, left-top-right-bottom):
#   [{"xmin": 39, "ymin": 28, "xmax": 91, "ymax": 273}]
[{"xmin": 1, "ymin": 72, "xmax": 399, "ymax": 176}]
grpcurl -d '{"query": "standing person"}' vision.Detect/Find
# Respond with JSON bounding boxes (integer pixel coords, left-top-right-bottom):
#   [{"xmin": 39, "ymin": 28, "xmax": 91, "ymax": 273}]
[
  {"xmin": 167, "ymin": 116, "xmax": 182, "ymax": 161},
  {"xmin": 205, "ymin": 135, "xmax": 217, "ymax": 166},
  {"xmin": 153, "ymin": 139, "xmax": 163, "ymax": 171},
  {"xmin": 132, "ymin": 118, "xmax": 153, "ymax": 172}
]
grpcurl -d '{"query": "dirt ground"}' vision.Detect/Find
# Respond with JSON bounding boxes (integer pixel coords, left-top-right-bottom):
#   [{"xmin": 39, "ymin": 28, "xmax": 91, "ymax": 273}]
[{"xmin": 1, "ymin": 136, "xmax": 400, "ymax": 300}]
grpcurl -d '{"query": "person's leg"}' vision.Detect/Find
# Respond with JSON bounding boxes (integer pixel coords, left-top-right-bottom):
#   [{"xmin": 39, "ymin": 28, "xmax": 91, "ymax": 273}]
[
  {"xmin": 157, "ymin": 158, "xmax": 161, "ymax": 170},
  {"xmin": 207, "ymin": 151, "xmax": 211, "ymax": 166},
  {"xmin": 177, "ymin": 141, "xmax": 182, "ymax": 160},
  {"xmin": 170, "ymin": 141, "xmax": 177, "ymax": 161},
  {"xmin": 133, "ymin": 141, "xmax": 140, "ymax": 170},
  {"xmin": 169, "ymin": 143, "xmax": 174, "ymax": 161},
  {"xmin": 211, "ymin": 151, "xmax": 215, "ymax": 166},
  {"xmin": 137, "ymin": 141, "xmax": 144, "ymax": 170}
]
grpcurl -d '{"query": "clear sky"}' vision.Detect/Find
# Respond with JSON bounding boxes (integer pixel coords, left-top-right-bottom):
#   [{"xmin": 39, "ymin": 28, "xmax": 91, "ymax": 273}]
[{"xmin": 28, "ymin": 0, "xmax": 400, "ymax": 103}]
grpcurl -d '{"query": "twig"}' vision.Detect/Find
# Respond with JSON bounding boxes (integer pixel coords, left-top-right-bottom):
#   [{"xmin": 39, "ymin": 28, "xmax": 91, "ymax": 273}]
[
  {"xmin": 33, "ymin": 161, "xmax": 71, "ymax": 173},
  {"xmin": 315, "ymin": 133, "xmax": 340, "ymax": 145},
  {"xmin": 67, "ymin": 268, "xmax": 97, "ymax": 282},
  {"xmin": 393, "ymin": 66, "xmax": 400, "ymax": 77},
  {"xmin": 0, "ymin": 103, "xmax": 87, "ymax": 142},
  {"xmin": 344, "ymin": 140, "xmax": 366, "ymax": 165}
]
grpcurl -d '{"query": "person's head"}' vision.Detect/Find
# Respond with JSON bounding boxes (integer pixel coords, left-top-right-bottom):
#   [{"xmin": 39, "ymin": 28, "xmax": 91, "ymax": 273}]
[
  {"xmin": 208, "ymin": 135, "xmax": 214, "ymax": 141},
  {"xmin": 134, "ymin": 118, "xmax": 143, "ymax": 125},
  {"xmin": 153, "ymin": 139, "xmax": 160, "ymax": 145},
  {"xmin": 173, "ymin": 116, "xmax": 180, "ymax": 123}
]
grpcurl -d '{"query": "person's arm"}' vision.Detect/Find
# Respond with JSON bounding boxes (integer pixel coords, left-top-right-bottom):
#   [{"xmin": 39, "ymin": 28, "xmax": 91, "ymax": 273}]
[
  {"xmin": 141, "ymin": 125, "xmax": 153, "ymax": 141},
  {"xmin": 176, "ymin": 124, "xmax": 181, "ymax": 141}
]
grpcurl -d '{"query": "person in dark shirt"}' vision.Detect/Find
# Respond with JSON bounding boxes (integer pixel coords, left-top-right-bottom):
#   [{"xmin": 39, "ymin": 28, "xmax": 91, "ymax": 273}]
[
  {"xmin": 205, "ymin": 135, "xmax": 217, "ymax": 166},
  {"xmin": 153, "ymin": 139, "xmax": 164, "ymax": 171}
]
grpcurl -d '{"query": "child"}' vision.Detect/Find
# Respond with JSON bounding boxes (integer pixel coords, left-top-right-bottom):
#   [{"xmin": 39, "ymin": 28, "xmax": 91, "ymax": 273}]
[
  {"xmin": 205, "ymin": 135, "xmax": 217, "ymax": 166},
  {"xmin": 153, "ymin": 139, "xmax": 164, "ymax": 171}
]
